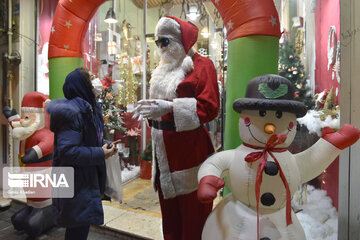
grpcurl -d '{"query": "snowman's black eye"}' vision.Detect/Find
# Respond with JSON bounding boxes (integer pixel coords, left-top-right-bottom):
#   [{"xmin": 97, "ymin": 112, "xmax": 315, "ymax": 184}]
[
  {"xmin": 259, "ymin": 110, "xmax": 266, "ymax": 117},
  {"xmin": 276, "ymin": 111, "xmax": 283, "ymax": 119}
]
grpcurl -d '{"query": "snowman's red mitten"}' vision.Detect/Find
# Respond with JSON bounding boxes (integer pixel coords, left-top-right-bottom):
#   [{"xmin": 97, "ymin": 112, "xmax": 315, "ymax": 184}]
[
  {"xmin": 198, "ymin": 175, "xmax": 225, "ymax": 203},
  {"xmin": 322, "ymin": 124, "xmax": 360, "ymax": 150}
]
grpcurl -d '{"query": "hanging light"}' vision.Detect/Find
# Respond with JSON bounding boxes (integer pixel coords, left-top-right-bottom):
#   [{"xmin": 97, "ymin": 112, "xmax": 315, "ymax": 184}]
[
  {"xmin": 104, "ymin": 7, "xmax": 118, "ymax": 24},
  {"xmin": 108, "ymin": 41, "xmax": 117, "ymax": 55},
  {"xmin": 201, "ymin": 27, "xmax": 209, "ymax": 38},
  {"xmin": 187, "ymin": 6, "xmax": 199, "ymax": 21}
]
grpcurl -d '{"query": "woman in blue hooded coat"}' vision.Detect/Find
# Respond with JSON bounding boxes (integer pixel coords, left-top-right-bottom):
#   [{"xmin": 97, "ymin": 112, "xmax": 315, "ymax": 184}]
[{"xmin": 47, "ymin": 67, "xmax": 116, "ymax": 240}]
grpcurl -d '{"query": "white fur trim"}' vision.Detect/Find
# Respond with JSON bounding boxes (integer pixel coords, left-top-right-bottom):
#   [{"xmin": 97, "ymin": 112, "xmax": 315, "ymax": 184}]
[
  {"xmin": 27, "ymin": 199, "xmax": 52, "ymax": 208},
  {"xmin": 181, "ymin": 55, "xmax": 194, "ymax": 73},
  {"xmin": 151, "ymin": 127, "xmax": 201, "ymax": 199},
  {"xmin": 152, "ymin": 128, "xmax": 176, "ymax": 199},
  {"xmin": 173, "ymin": 98, "xmax": 200, "ymax": 132},
  {"xmin": 21, "ymin": 107, "xmax": 44, "ymax": 113},
  {"xmin": 32, "ymin": 145, "xmax": 43, "ymax": 159},
  {"xmin": 171, "ymin": 164, "xmax": 200, "ymax": 196},
  {"xmin": 9, "ymin": 114, "xmax": 20, "ymax": 122}
]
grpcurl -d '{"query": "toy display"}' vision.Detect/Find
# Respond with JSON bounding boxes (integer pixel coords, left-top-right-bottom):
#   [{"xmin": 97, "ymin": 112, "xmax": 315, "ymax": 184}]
[
  {"xmin": 197, "ymin": 75, "xmax": 360, "ymax": 240},
  {"xmin": 2, "ymin": 91, "xmax": 56, "ymax": 237}
]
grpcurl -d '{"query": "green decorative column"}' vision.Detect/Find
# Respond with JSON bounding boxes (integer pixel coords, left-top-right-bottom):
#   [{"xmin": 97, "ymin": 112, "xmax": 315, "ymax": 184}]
[{"xmin": 49, "ymin": 57, "xmax": 84, "ymax": 99}]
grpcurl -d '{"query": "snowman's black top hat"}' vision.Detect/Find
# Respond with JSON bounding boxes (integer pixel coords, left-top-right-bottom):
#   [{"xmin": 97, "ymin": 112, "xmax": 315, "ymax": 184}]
[{"xmin": 233, "ymin": 74, "xmax": 307, "ymax": 118}]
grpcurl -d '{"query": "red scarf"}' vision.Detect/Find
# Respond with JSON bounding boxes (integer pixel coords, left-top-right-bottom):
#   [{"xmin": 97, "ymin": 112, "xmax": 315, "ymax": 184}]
[{"xmin": 243, "ymin": 134, "xmax": 292, "ymax": 240}]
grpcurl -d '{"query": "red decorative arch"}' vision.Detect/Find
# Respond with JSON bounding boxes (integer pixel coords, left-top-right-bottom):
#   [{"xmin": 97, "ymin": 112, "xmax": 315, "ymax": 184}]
[
  {"xmin": 210, "ymin": 0, "xmax": 281, "ymax": 41},
  {"xmin": 48, "ymin": 0, "xmax": 106, "ymax": 59}
]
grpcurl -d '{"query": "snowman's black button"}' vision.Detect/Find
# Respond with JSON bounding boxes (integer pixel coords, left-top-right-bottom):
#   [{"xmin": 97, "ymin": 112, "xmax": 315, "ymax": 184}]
[
  {"xmin": 260, "ymin": 238, "xmax": 271, "ymax": 240},
  {"xmin": 264, "ymin": 161, "xmax": 278, "ymax": 176},
  {"xmin": 261, "ymin": 192, "xmax": 275, "ymax": 206}
]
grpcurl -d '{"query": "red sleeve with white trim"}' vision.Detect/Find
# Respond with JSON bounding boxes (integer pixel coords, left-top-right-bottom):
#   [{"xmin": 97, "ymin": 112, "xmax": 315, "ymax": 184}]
[{"xmin": 172, "ymin": 55, "xmax": 220, "ymax": 131}]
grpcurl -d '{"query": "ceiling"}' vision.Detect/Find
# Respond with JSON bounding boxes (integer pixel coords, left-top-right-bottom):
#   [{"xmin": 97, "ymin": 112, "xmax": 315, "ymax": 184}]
[{"xmin": 131, "ymin": 0, "xmax": 209, "ymax": 9}]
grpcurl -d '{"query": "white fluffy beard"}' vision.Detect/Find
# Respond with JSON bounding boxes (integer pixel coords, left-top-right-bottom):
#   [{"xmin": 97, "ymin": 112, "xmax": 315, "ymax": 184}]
[
  {"xmin": 150, "ymin": 41, "xmax": 189, "ymax": 100},
  {"xmin": 12, "ymin": 114, "xmax": 42, "ymax": 140}
]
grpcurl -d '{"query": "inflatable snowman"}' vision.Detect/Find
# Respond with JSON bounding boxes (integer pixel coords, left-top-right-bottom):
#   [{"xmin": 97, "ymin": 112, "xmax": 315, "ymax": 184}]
[{"xmin": 197, "ymin": 74, "xmax": 360, "ymax": 240}]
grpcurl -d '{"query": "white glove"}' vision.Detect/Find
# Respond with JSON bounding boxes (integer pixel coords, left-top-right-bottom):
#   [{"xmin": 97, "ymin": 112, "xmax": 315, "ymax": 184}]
[{"xmin": 132, "ymin": 99, "xmax": 173, "ymax": 120}]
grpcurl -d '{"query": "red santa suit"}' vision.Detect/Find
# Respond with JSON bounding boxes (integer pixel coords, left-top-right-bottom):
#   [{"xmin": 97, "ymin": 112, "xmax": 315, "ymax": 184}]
[
  {"xmin": 15, "ymin": 92, "xmax": 54, "ymax": 207},
  {"xmin": 147, "ymin": 16, "xmax": 220, "ymax": 240}
]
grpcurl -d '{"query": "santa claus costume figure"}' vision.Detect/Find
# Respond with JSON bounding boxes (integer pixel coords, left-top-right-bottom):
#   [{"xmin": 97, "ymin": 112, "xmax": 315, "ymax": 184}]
[
  {"xmin": 2, "ymin": 91, "xmax": 56, "ymax": 237},
  {"xmin": 133, "ymin": 16, "xmax": 220, "ymax": 239}
]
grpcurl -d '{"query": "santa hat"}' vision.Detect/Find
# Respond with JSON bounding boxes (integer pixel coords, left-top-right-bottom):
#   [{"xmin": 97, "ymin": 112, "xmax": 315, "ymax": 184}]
[
  {"xmin": 155, "ymin": 16, "xmax": 198, "ymax": 54},
  {"xmin": 21, "ymin": 92, "xmax": 49, "ymax": 113}
]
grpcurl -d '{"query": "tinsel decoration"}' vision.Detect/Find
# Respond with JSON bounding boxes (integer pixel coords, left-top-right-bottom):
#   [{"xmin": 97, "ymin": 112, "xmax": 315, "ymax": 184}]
[{"xmin": 117, "ymin": 54, "xmax": 140, "ymax": 107}]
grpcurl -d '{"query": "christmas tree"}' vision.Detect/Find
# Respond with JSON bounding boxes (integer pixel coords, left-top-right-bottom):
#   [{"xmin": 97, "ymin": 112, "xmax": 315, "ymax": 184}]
[
  {"xmin": 278, "ymin": 40, "xmax": 314, "ymax": 109},
  {"xmin": 98, "ymin": 82, "xmax": 126, "ymax": 139}
]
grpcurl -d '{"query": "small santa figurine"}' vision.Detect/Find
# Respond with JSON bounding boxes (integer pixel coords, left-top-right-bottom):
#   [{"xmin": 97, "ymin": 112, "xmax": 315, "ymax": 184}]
[
  {"xmin": 2, "ymin": 91, "xmax": 56, "ymax": 237},
  {"xmin": 133, "ymin": 16, "xmax": 220, "ymax": 239},
  {"xmin": 197, "ymin": 74, "xmax": 360, "ymax": 240}
]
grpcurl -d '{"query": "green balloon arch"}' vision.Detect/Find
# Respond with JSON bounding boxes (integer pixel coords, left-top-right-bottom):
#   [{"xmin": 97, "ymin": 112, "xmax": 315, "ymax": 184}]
[{"xmin": 48, "ymin": 0, "xmax": 106, "ymax": 99}]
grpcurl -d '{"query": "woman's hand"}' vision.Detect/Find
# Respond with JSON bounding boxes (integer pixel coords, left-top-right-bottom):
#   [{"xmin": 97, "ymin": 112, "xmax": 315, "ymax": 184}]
[{"xmin": 102, "ymin": 143, "xmax": 117, "ymax": 159}]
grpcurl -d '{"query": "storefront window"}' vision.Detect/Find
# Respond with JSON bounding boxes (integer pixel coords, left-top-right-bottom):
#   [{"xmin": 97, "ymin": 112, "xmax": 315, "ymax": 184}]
[
  {"xmin": 279, "ymin": 0, "xmax": 340, "ymax": 239},
  {"xmin": 83, "ymin": 1, "xmax": 146, "ymax": 183}
]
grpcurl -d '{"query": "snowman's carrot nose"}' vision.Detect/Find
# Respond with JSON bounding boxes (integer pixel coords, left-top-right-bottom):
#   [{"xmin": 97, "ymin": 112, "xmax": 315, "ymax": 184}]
[{"xmin": 264, "ymin": 123, "xmax": 276, "ymax": 134}]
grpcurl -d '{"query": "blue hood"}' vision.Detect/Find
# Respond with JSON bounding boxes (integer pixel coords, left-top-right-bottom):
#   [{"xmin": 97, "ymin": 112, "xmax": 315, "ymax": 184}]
[
  {"xmin": 63, "ymin": 68, "xmax": 96, "ymax": 107},
  {"xmin": 46, "ymin": 98, "xmax": 91, "ymax": 132}
]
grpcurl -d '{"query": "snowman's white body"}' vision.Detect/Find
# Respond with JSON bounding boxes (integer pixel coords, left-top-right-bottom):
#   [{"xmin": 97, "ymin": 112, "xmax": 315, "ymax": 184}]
[{"xmin": 198, "ymin": 110, "xmax": 341, "ymax": 240}]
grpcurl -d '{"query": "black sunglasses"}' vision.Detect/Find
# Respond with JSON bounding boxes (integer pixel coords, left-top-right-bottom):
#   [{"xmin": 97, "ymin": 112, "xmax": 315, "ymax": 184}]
[{"xmin": 155, "ymin": 38, "xmax": 170, "ymax": 48}]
